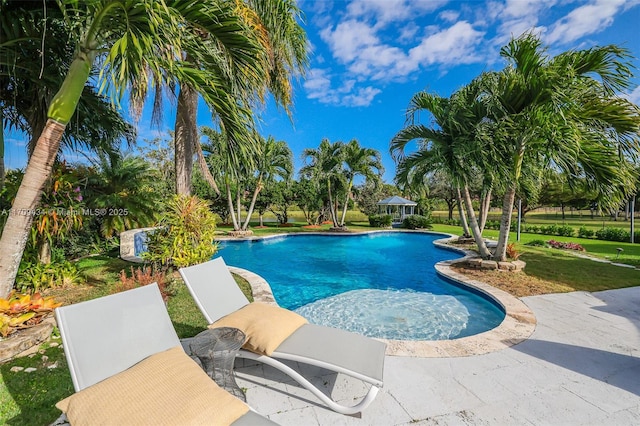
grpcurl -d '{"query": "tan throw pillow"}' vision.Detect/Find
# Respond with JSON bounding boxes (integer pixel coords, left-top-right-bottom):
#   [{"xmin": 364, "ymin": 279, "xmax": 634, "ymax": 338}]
[
  {"xmin": 210, "ymin": 303, "xmax": 308, "ymax": 356},
  {"xmin": 56, "ymin": 346, "xmax": 249, "ymax": 426}
]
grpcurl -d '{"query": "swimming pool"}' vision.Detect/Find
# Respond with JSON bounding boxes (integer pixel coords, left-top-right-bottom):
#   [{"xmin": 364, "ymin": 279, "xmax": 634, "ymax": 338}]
[{"xmin": 216, "ymin": 232, "xmax": 505, "ymax": 340}]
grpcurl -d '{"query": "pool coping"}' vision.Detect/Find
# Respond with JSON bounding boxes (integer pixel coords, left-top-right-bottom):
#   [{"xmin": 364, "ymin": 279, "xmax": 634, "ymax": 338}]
[{"xmin": 221, "ymin": 230, "xmax": 537, "ymax": 358}]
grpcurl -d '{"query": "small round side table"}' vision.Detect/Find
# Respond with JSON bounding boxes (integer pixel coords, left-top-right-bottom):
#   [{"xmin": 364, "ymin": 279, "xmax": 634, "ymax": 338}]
[{"xmin": 189, "ymin": 327, "xmax": 246, "ymax": 401}]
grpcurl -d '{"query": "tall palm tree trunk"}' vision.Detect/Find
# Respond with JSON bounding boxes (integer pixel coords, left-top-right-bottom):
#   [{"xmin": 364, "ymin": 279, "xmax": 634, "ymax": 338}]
[
  {"xmin": 456, "ymin": 186, "xmax": 471, "ymax": 237},
  {"xmin": 339, "ymin": 182, "xmax": 353, "ymax": 227},
  {"xmin": 174, "ymin": 85, "xmax": 198, "ymax": 195},
  {"xmin": 493, "ymin": 184, "xmax": 516, "ymax": 262},
  {"xmin": 195, "ymin": 142, "xmax": 220, "ymax": 195},
  {"xmin": 0, "ymin": 110, "xmax": 5, "ymax": 189},
  {"xmin": 225, "ymin": 181, "xmax": 240, "ymax": 230},
  {"xmin": 327, "ymin": 182, "xmax": 338, "ymax": 227},
  {"xmin": 462, "ymin": 185, "xmax": 491, "ymax": 258},
  {"xmin": 0, "ymin": 119, "xmax": 65, "ymax": 296},
  {"xmin": 242, "ymin": 175, "xmax": 262, "ymax": 231},
  {"xmin": 479, "ymin": 188, "xmax": 492, "ymax": 233}
]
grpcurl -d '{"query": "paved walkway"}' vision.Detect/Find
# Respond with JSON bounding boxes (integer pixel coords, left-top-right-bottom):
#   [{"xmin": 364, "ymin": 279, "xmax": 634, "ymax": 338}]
[{"xmin": 235, "ymin": 287, "xmax": 640, "ymax": 425}]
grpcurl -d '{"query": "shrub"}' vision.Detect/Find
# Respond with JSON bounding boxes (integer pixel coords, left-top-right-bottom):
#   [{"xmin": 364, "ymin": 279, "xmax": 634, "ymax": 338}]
[
  {"xmin": 595, "ymin": 227, "xmax": 630, "ymax": 242},
  {"xmin": 525, "ymin": 239, "xmax": 546, "ymax": 247},
  {"xmin": 547, "ymin": 239, "xmax": 585, "ymax": 251},
  {"xmin": 556, "ymin": 225, "xmax": 574, "ymax": 237},
  {"xmin": 485, "ymin": 220, "xmax": 500, "ymax": 230},
  {"xmin": 15, "ymin": 260, "xmax": 81, "ymax": 293},
  {"xmin": 540, "ymin": 225, "xmax": 558, "ymax": 235},
  {"xmin": 578, "ymin": 227, "xmax": 594, "ymax": 238},
  {"xmin": 368, "ymin": 214, "xmax": 393, "ymax": 227},
  {"xmin": 525, "ymin": 225, "xmax": 540, "ymax": 234},
  {"xmin": 0, "ymin": 292, "xmax": 61, "ymax": 337},
  {"xmin": 145, "ymin": 195, "xmax": 219, "ymax": 268},
  {"xmin": 402, "ymin": 215, "xmax": 433, "ymax": 230}
]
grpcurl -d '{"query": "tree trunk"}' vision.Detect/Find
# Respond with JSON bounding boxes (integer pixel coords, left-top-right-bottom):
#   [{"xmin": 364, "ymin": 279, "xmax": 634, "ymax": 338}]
[
  {"xmin": 0, "ymin": 110, "xmax": 5, "ymax": 189},
  {"xmin": 174, "ymin": 85, "xmax": 198, "ymax": 196},
  {"xmin": 456, "ymin": 186, "xmax": 471, "ymax": 238},
  {"xmin": 327, "ymin": 181, "xmax": 338, "ymax": 227},
  {"xmin": 493, "ymin": 184, "xmax": 517, "ymax": 262},
  {"xmin": 339, "ymin": 182, "xmax": 353, "ymax": 227},
  {"xmin": 194, "ymin": 140, "xmax": 220, "ymax": 195},
  {"xmin": 38, "ymin": 239, "xmax": 51, "ymax": 265},
  {"xmin": 235, "ymin": 189, "xmax": 242, "ymax": 229},
  {"xmin": 226, "ymin": 181, "xmax": 239, "ymax": 230},
  {"xmin": 242, "ymin": 176, "xmax": 262, "ymax": 231},
  {"xmin": 462, "ymin": 185, "xmax": 491, "ymax": 258},
  {"xmin": 479, "ymin": 187, "xmax": 492, "ymax": 233},
  {"xmin": 0, "ymin": 119, "xmax": 65, "ymax": 297}
]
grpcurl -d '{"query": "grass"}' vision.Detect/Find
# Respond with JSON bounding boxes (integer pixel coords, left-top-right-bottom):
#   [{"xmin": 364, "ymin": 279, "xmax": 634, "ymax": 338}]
[{"xmin": 2, "ymin": 211, "xmax": 639, "ymax": 424}]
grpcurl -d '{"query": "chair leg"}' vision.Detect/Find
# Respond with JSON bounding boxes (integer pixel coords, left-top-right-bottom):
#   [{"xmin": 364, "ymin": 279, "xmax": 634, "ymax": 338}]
[{"xmin": 237, "ymin": 351, "xmax": 380, "ymax": 415}]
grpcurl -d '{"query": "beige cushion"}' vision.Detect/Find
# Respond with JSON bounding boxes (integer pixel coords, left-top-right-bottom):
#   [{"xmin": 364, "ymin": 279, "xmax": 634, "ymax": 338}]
[
  {"xmin": 56, "ymin": 346, "xmax": 248, "ymax": 426},
  {"xmin": 210, "ymin": 303, "xmax": 308, "ymax": 356}
]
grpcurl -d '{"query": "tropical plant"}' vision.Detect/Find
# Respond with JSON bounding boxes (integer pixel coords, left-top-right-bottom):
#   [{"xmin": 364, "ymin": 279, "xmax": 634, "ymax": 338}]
[
  {"xmin": 83, "ymin": 152, "xmax": 159, "ymax": 237},
  {"xmin": 368, "ymin": 214, "xmax": 393, "ymax": 228},
  {"xmin": 0, "ymin": 0, "xmax": 257, "ymax": 297},
  {"xmin": 480, "ymin": 33, "xmax": 640, "ymax": 261},
  {"xmin": 15, "ymin": 260, "xmax": 81, "ymax": 293},
  {"xmin": 391, "ymin": 82, "xmax": 492, "ymax": 256},
  {"xmin": 301, "ymin": 139, "xmax": 345, "ymax": 228},
  {"xmin": 115, "ymin": 265, "xmax": 169, "ymax": 300},
  {"xmin": 402, "ymin": 215, "xmax": 432, "ymax": 230},
  {"xmin": 173, "ymin": 0, "xmax": 308, "ymax": 196},
  {"xmin": 240, "ymin": 136, "xmax": 293, "ymax": 231},
  {"xmin": 337, "ymin": 140, "xmax": 383, "ymax": 227},
  {"xmin": 0, "ymin": 291, "xmax": 61, "ymax": 338},
  {"xmin": 144, "ymin": 195, "xmax": 218, "ymax": 268}
]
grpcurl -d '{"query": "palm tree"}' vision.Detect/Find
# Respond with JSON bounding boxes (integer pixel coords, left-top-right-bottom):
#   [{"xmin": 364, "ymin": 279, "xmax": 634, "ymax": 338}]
[
  {"xmin": 84, "ymin": 152, "xmax": 159, "ymax": 238},
  {"xmin": 483, "ymin": 33, "xmax": 640, "ymax": 261},
  {"xmin": 0, "ymin": 0, "xmax": 254, "ymax": 297},
  {"xmin": 241, "ymin": 136, "xmax": 293, "ymax": 231},
  {"xmin": 0, "ymin": 3, "xmax": 134, "ymax": 170},
  {"xmin": 173, "ymin": 0, "xmax": 308, "ymax": 196},
  {"xmin": 391, "ymin": 86, "xmax": 493, "ymax": 257},
  {"xmin": 301, "ymin": 139, "xmax": 345, "ymax": 228},
  {"xmin": 338, "ymin": 140, "xmax": 383, "ymax": 227}
]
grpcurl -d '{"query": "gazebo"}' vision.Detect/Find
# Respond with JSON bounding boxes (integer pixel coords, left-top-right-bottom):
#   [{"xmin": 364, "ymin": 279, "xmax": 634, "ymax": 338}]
[{"xmin": 377, "ymin": 196, "xmax": 417, "ymax": 222}]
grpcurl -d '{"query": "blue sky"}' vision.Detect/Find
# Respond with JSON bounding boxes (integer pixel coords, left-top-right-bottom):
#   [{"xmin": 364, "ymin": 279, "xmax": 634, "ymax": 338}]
[{"xmin": 5, "ymin": 0, "xmax": 640, "ymax": 183}]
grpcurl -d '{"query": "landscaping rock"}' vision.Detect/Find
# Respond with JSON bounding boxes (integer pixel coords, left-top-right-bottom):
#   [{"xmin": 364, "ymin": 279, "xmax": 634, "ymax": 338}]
[
  {"xmin": 480, "ymin": 260, "xmax": 498, "ymax": 270},
  {"xmin": 498, "ymin": 262, "xmax": 516, "ymax": 271},
  {"xmin": 0, "ymin": 319, "xmax": 54, "ymax": 363},
  {"xmin": 512, "ymin": 260, "xmax": 526, "ymax": 271},
  {"xmin": 24, "ymin": 367, "xmax": 37, "ymax": 373},
  {"xmin": 10, "ymin": 366, "xmax": 24, "ymax": 372}
]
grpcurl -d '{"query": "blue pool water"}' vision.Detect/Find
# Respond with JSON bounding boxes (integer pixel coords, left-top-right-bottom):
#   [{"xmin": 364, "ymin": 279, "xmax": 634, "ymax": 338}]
[{"xmin": 216, "ymin": 232, "xmax": 505, "ymax": 340}]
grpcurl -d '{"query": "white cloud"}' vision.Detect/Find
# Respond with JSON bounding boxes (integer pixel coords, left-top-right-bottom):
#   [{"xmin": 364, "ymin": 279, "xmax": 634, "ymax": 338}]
[
  {"xmin": 439, "ymin": 10, "xmax": 460, "ymax": 23},
  {"xmin": 346, "ymin": 0, "xmax": 448, "ymax": 26},
  {"xmin": 320, "ymin": 20, "xmax": 379, "ymax": 65},
  {"xmin": 304, "ymin": 68, "xmax": 381, "ymax": 107},
  {"xmin": 545, "ymin": 0, "xmax": 627, "ymax": 44},
  {"xmin": 408, "ymin": 21, "xmax": 485, "ymax": 67},
  {"xmin": 622, "ymin": 86, "xmax": 640, "ymax": 105},
  {"xmin": 342, "ymin": 86, "xmax": 382, "ymax": 107}
]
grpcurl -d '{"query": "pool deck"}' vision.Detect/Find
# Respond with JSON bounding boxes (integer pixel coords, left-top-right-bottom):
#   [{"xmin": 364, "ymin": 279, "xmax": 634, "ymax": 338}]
[{"xmin": 235, "ymin": 286, "xmax": 640, "ymax": 425}]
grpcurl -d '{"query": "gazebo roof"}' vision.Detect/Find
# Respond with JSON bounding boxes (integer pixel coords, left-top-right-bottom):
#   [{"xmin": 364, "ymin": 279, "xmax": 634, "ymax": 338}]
[{"xmin": 377, "ymin": 196, "xmax": 417, "ymax": 206}]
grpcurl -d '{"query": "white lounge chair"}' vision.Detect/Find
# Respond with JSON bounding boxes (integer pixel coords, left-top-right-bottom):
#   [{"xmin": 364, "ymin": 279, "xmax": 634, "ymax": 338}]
[
  {"xmin": 55, "ymin": 283, "xmax": 276, "ymax": 425},
  {"xmin": 179, "ymin": 257, "xmax": 386, "ymax": 415}
]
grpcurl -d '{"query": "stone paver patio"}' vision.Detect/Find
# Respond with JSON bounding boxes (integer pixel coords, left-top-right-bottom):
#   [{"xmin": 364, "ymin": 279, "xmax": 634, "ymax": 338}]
[{"xmin": 235, "ymin": 286, "xmax": 640, "ymax": 425}]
